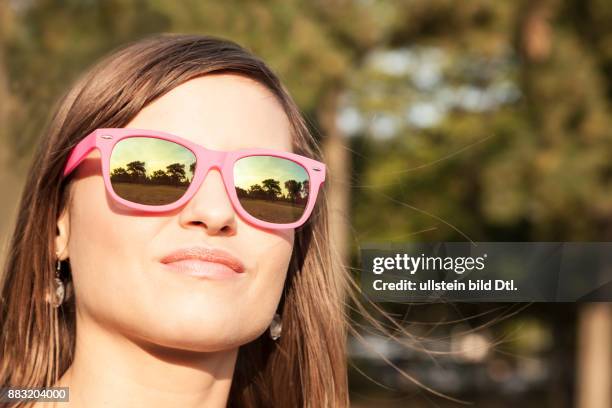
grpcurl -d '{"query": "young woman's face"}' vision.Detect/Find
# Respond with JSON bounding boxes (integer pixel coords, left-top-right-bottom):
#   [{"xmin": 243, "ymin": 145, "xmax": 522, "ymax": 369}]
[{"xmin": 56, "ymin": 74, "xmax": 295, "ymax": 351}]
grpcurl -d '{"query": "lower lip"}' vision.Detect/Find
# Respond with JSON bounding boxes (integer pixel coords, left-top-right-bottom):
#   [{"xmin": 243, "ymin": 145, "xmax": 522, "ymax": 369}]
[{"xmin": 161, "ymin": 259, "xmax": 242, "ymax": 280}]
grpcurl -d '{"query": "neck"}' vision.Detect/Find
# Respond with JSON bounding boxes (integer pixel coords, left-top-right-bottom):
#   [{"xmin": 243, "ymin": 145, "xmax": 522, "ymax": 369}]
[{"xmin": 55, "ymin": 316, "xmax": 237, "ymax": 408}]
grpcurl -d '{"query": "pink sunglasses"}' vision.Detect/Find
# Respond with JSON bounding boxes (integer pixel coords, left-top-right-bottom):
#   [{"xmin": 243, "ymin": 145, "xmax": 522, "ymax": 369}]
[{"xmin": 62, "ymin": 128, "xmax": 326, "ymax": 229}]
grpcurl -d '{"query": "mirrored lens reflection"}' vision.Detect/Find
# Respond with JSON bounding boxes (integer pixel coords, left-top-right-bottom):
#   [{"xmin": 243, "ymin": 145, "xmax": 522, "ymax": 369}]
[
  {"xmin": 109, "ymin": 137, "xmax": 196, "ymax": 206},
  {"xmin": 234, "ymin": 155, "xmax": 310, "ymax": 224}
]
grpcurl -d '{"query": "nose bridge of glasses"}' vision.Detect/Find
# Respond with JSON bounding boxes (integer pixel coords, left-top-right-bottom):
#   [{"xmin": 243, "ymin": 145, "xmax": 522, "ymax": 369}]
[
  {"xmin": 191, "ymin": 147, "xmax": 233, "ymax": 195},
  {"xmin": 195, "ymin": 147, "xmax": 228, "ymax": 175}
]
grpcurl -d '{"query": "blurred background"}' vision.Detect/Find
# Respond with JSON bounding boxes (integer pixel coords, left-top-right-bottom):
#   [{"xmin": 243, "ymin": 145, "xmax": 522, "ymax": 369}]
[{"xmin": 1, "ymin": 1, "xmax": 612, "ymax": 407}]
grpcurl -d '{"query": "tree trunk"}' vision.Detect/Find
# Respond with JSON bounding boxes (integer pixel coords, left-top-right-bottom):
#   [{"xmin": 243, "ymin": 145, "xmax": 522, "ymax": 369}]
[
  {"xmin": 318, "ymin": 84, "xmax": 351, "ymax": 268},
  {"xmin": 576, "ymin": 303, "xmax": 612, "ymax": 408}
]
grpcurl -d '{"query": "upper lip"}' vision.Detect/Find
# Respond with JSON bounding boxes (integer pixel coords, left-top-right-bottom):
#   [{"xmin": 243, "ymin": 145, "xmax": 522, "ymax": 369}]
[{"xmin": 160, "ymin": 246, "xmax": 245, "ymax": 273}]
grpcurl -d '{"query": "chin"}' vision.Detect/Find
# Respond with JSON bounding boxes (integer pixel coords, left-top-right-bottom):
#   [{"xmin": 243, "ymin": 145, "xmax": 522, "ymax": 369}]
[
  {"xmin": 153, "ymin": 332, "xmax": 252, "ymax": 353},
  {"xmin": 136, "ymin": 317, "xmax": 255, "ymax": 349}
]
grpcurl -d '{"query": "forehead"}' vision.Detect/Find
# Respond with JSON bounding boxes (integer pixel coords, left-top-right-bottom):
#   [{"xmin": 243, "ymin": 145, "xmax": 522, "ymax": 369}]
[{"xmin": 125, "ymin": 74, "xmax": 293, "ymax": 152}]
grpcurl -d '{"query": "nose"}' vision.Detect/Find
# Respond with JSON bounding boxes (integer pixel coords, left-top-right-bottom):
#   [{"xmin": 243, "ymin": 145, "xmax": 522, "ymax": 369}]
[{"xmin": 178, "ymin": 168, "xmax": 237, "ymax": 235}]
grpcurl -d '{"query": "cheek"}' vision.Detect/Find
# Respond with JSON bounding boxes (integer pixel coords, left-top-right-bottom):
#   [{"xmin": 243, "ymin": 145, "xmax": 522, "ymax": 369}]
[
  {"xmin": 232, "ymin": 229, "xmax": 294, "ymax": 328},
  {"xmin": 67, "ymin": 178, "xmax": 155, "ymax": 328}
]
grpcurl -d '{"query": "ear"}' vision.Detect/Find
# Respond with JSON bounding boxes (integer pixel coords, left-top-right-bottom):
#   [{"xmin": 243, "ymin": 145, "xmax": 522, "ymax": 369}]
[{"xmin": 55, "ymin": 207, "xmax": 70, "ymax": 260}]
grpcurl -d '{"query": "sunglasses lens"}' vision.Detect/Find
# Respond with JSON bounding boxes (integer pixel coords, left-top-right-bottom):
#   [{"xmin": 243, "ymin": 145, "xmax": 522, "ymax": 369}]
[
  {"xmin": 110, "ymin": 137, "xmax": 196, "ymax": 206},
  {"xmin": 234, "ymin": 155, "xmax": 310, "ymax": 225}
]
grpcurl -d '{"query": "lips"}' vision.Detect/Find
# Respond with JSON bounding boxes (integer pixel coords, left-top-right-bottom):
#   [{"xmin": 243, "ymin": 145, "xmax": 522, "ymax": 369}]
[{"xmin": 160, "ymin": 246, "xmax": 245, "ymax": 274}]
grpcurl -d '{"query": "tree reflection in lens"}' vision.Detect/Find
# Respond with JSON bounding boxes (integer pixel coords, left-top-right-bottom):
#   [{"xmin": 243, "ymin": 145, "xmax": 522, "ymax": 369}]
[
  {"xmin": 234, "ymin": 156, "xmax": 309, "ymax": 224},
  {"xmin": 109, "ymin": 137, "xmax": 196, "ymax": 206}
]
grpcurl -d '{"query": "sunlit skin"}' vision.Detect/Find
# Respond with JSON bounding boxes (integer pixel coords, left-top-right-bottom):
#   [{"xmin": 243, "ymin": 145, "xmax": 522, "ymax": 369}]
[{"xmin": 49, "ymin": 74, "xmax": 295, "ymax": 408}]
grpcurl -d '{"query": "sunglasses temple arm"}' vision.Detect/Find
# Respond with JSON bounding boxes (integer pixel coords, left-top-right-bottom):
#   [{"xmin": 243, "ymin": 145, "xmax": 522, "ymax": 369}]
[
  {"xmin": 317, "ymin": 163, "xmax": 326, "ymax": 183},
  {"xmin": 62, "ymin": 132, "xmax": 98, "ymax": 178}
]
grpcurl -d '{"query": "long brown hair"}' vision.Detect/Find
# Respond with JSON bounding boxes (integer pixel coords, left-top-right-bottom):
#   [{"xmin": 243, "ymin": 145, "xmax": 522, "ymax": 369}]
[{"xmin": 0, "ymin": 33, "xmax": 349, "ymax": 407}]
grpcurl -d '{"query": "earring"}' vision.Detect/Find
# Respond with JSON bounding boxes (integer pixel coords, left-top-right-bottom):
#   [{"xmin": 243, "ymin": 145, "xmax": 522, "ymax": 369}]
[
  {"xmin": 49, "ymin": 259, "xmax": 66, "ymax": 308},
  {"xmin": 269, "ymin": 313, "xmax": 282, "ymax": 341}
]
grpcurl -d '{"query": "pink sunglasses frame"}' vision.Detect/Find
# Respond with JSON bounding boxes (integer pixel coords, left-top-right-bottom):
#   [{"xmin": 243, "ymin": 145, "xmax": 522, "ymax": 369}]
[{"xmin": 62, "ymin": 128, "xmax": 326, "ymax": 230}]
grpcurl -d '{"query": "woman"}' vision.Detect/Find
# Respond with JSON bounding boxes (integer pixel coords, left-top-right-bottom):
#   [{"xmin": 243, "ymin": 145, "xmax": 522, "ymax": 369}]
[{"xmin": 0, "ymin": 34, "xmax": 349, "ymax": 407}]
